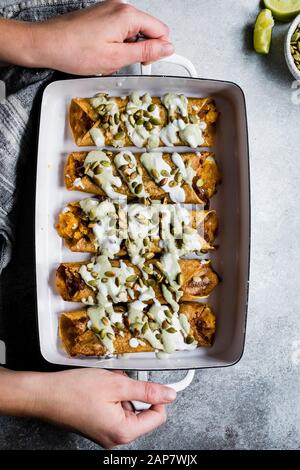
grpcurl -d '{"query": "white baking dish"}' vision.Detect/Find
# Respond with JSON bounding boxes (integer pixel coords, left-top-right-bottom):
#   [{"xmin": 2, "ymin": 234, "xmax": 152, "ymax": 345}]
[{"xmin": 35, "ymin": 55, "xmax": 250, "ymax": 374}]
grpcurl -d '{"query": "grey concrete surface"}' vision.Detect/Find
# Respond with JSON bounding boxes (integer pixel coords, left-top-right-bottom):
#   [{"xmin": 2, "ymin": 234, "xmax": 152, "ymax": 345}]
[{"xmin": 0, "ymin": 0, "xmax": 300, "ymax": 450}]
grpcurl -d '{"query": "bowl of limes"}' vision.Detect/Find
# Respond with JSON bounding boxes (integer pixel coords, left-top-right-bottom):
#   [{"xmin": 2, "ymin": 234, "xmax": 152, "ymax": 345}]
[{"xmin": 285, "ymin": 13, "xmax": 300, "ymax": 80}]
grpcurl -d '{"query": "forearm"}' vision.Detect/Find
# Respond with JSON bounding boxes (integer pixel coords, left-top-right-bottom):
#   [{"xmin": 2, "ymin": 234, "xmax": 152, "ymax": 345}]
[
  {"xmin": 0, "ymin": 368, "xmax": 43, "ymax": 417},
  {"xmin": 0, "ymin": 18, "xmax": 40, "ymax": 68}
]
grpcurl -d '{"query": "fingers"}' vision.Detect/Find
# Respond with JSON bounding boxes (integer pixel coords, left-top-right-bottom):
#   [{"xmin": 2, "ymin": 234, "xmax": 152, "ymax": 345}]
[
  {"xmin": 118, "ymin": 3, "xmax": 170, "ymax": 40},
  {"xmin": 114, "ymin": 376, "xmax": 177, "ymax": 405},
  {"xmin": 115, "ymin": 39, "xmax": 174, "ymax": 69},
  {"xmin": 118, "ymin": 405, "xmax": 167, "ymax": 444}
]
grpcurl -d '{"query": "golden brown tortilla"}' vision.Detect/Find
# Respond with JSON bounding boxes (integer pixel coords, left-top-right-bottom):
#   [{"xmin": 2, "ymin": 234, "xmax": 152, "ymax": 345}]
[
  {"xmin": 59, "ymin": 302, "xmax": 216, "ymax": 357},
  {"xmin": 56, "ymin": 259, "xmax": 219, "ymax": 304},
  {"xmin": 69, "ymin": 95, "xmax": 218, "ymax": 147}
]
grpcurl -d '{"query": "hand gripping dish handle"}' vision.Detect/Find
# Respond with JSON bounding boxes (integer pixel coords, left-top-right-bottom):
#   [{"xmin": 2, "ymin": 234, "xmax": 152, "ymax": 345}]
[
  {"xmin": 131, "ymin": 369, "xmax": 195, "ymax": 412},
  {"xmin": 131, "ymin": 54, "xmax": 197, "ymax": 412}
]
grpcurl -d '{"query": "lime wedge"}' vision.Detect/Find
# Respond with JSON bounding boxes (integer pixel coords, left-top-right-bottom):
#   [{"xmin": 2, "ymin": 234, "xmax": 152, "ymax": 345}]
[
  {"xmin": 253, "ymin": 9, "xmax": 275, "ymax": 54},
  {"xmin": 264, "ymin": 0, "xmax": 300, "ymax": 21}
]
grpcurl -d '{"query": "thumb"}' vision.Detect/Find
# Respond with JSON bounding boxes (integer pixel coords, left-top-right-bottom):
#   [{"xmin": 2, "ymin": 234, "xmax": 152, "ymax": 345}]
[
  {"xmin": 118, "ymin": 39, "xmax": 175, "ymax": 67},
  {"xmin": 115, "ymin": 376, "xmax": 177, "ymax": 404}
]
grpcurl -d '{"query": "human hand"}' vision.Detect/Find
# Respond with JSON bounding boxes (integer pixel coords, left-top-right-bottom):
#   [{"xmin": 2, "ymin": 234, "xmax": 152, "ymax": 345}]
[
  {"xmin": 24, "ymin": 0, "xmax": 174, "ymax": 75},
  {"xmin": 29, "ymin": 368, "xmax": 176, "ymax": 448}
]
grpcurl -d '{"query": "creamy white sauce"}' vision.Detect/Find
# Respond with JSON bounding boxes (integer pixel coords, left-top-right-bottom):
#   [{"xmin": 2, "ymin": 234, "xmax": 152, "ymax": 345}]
[
  {"xmin": 140, "ymin": 152, "xmax": 185, "ymax": 203},
  {"xmin": 90, "ymin": 93, "xmax": 123, "ymax": 147},
  {"xmin": 160, "ymin": 93, "xmax": 206, "ymax": 147},
  {"xmin": 84, "ymin": 150, "xmax": 126, "ymax": 200},
  {"xmin": 114, "ymin": 151, "xmax": 148, "ymax": 198},
  {"xmin": 125, "ymin": 92, "xmax": 161, "ymax": 149},
  {"xmin": 171, "ymin": 152, "xmax": 196, "ymax": 186},
  {"xmin": 89, "ymin": 128, "xmax": 105, "ymax": 147},
  {"xmin": 79, "ymin": 198, "xmax": 122, "ymax": 258},
  {"xmin": 79, "ymin": 255, "xmax": 136, "ymax": 305},
  {"xmin": 179, "ymin": 124, "xmax": 204, "ymax": 148}
]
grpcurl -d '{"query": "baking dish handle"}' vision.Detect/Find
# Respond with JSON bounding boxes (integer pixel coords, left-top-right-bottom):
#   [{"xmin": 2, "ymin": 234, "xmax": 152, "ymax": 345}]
[
  {"xmin": 131, "ymin": 369, "xmax": 195, "ymax": 412},
  {"xmin": 140, "ymin": 53, "xmax": 198, "ymax": 77}
]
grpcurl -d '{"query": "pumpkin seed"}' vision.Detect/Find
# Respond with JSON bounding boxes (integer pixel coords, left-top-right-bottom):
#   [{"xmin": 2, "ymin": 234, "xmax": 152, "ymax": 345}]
[
  {"xmin": 175, "ymin": 172, "xmax": 183, "ymax": 183},
  {"xmin": 135, "ymin": 110, "xmax": 143, "ymax": 119},
  {"xmin": 143, "ymin": 265, "xmax": 153, "ymax": 275},
  {"xmin": 107, "ymin": 332, "xmax": 114, "ymax": 340},
  {"xmin": 161, "ymin": 169, "xmax": 169, "ymax": 177},
  {"xmin": 101, "ymin": 160, "xmax": 111, "ymax": 167},
  {"xmin": 183, "ymin": 116, "xmax": 189, "ymax": 124},
  {"xmin": 136, "ymin": 118, "xmax": 144, "ymax": 126},
  {"xmin": 114, "ymin": 114, "xmax": 120, "ymax": 124},
  {"xmin": 186, "ymin": 335, "xmax": 194, "ymax": 344},
  {"xmin": 167, "ymin": 327, "xmax": 177, "ymax": 334},
  {"xmin": 119, "ymin": 164, "xmax": 127, "ymax": 172},
  {"xmin": 169, "ymin": 180, "xmax": 177, "ymax": 187},
  {"xmin": 196, "ymin": 178, "xmax": 204, "ymax": 187},
  {"xmin": 100, "ymin": 329, "xmax": 107, "ymax": 339},
  {"xmin": 150, "ymin": 117, "xmax": 161, "ymax": 126},
  {"xmin": 101, "ymin": 317, "xmax": 109, "ymax": 326},
  {"xmin": 162, "ymin": 320, "xmax": 170, "ymax": 330},
  {"xmin": 91, "ymin": 271, "xmax": 98, "ymax": 278},
  {"xmin": 116, "ymin": 322, "xmax": 124, "ymax": 330},
  {"xmin": 104, "ymin": 271, "xmax": 115, "ymax": 277},
  {"xmin": 126, "ymin": 275, "xmax": 137, "ymax": 283},
  {"xmin": 155, "ymin": 333, "xmax": 162, "ymax": 340},
  {"xmin": 159, "ymin": 177, "xmax": 168, "ymax": 186},
  {"xmin": 164, "ymin": 309, "xmax": 173, "ymax": 319},
  {"xmin": 146, "ymin": 277, "xmax": 156, "ymax": 286},
  {"xmin": 135, "ymin": 183, "xmax": 143, "ymax": 194},
  {"xmin": 115, "ymin": 131, "xmax": 125, "ymax": 140},
  {"xmin": 143, "ymin": 237, "xmax": 150, "ymax": 247},
  {"xmin": 93, "ymin": 163, "xmax": 103, "ymax": 175},
  {"xmin": 176, "ymin": 273, "xmax": 183, "ymax": 285},
  {"xmin": 148, "ymin": 104, "xmax": 155, "ymax": 112},
  {"xmin": 142, "ymin": 323, "xmax": 149, "ymax": 334},
  {"xmin": 151, "ymin": 168, "xmax": 160, "ymax": 179},
  {"xmin": 144, "ymin": 121, "xmax": 153, "ymax": 131},
  {"xmin": 129, "ymin": 115, "xmax": 135, "ymax": 126},
  {"xmin": 91, "ymin": 325, "xmax": 100, "ymax": 334},
  {"xmin": 88, "ymin": 279, "xmax": 98, "ymax": 288}
]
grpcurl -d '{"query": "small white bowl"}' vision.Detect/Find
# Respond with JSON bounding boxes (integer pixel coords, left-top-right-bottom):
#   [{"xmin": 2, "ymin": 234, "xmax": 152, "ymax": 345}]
[{"xmin": 285, "ymin": 13, "xmax": 300, "ymax": 80}]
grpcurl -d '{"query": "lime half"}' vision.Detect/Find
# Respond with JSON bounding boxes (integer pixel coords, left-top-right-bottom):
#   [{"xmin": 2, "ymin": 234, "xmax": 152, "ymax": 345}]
[
  {"xmin": 254, "ymin": 9, "xmax": 275, "ymax": 54},
  {"xmin": 264, "ymin": 0, "xmax": 300, "ymax": 21}
]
